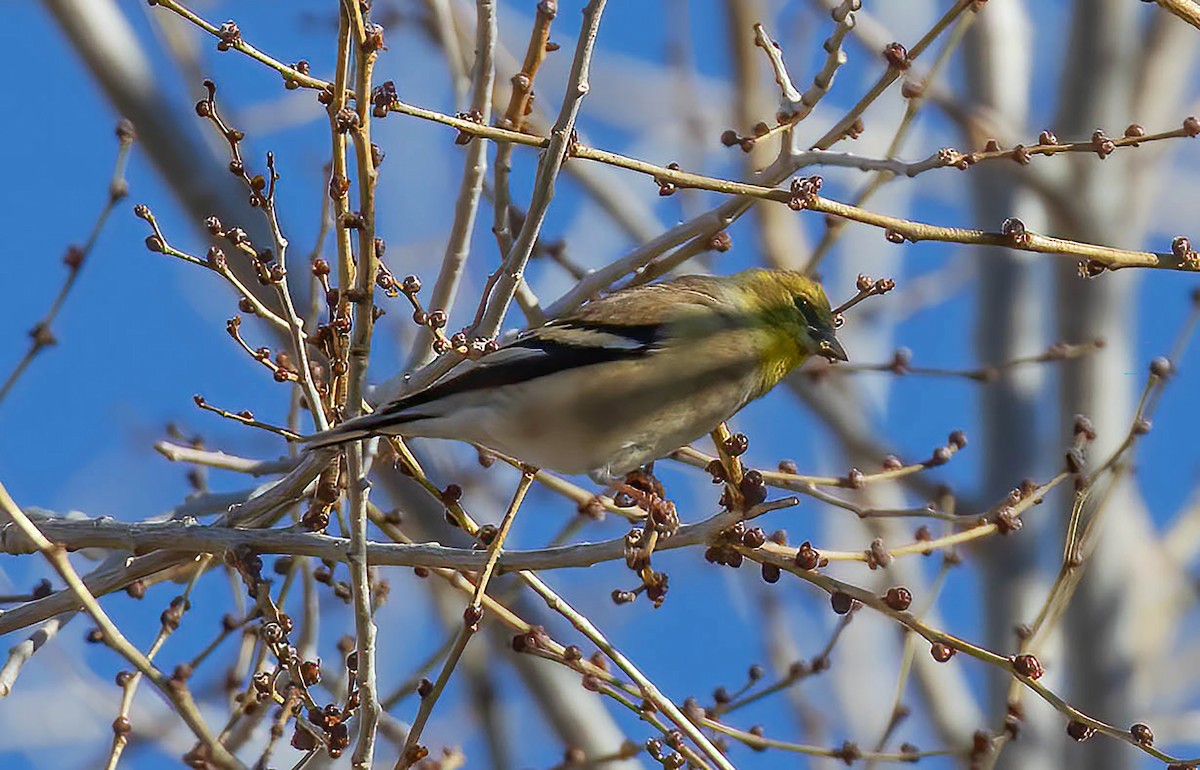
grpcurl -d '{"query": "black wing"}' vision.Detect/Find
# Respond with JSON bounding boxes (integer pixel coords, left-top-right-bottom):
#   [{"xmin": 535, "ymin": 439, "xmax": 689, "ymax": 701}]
[{"xmin": 377, "ymin": 319, "xmax": 666, "ymax": 416}]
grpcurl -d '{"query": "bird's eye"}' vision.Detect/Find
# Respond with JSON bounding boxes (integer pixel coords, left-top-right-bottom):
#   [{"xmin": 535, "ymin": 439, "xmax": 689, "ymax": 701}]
[{"xmin": 794, "ymin": 297, "xmax": 820, "ymax": 327}]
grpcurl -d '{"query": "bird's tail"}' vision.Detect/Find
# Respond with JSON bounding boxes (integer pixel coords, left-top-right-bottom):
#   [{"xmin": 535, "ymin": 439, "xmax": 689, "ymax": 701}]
[{"xmin": 303, "ymin": 409, "xmax": 423, "ymax": 450}]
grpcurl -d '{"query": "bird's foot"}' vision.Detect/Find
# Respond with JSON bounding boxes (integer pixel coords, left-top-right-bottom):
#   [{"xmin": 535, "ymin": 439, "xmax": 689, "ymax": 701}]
[{"xmin": 613, "ymin": 465, "xmax": 679, "ymax": 538}]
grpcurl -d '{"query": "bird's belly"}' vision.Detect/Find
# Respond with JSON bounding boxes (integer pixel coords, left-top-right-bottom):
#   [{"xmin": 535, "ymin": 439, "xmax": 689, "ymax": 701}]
[{"xmin": 454, "ymin": 357, "xmax": 754, "ymax": 477}]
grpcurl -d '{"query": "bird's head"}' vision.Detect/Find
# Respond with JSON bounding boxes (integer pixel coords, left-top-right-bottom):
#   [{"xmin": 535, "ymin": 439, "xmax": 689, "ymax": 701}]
[{"xmin": 735, "ymin": 269, "xmax": 848, "ymax": 363}]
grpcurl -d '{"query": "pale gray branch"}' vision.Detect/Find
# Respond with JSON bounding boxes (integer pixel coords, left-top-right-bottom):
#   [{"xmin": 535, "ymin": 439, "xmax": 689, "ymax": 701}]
[
  {"xmin": 0, "ymin": 451, "xmax": 330, "ymax": 636},
  {"xmin": 0, "ymin": 611, "xmax": 77, "ymax": 698},
  {"xmin": 0, "ymin": 498, "xmax": 793, "ymax": 575}
]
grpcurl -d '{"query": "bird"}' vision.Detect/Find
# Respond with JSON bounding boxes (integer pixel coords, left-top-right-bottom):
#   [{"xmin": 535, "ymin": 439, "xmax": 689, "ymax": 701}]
[{"xmin": 306, "ymin": 268, "xmax": 847, "ymax": 482}]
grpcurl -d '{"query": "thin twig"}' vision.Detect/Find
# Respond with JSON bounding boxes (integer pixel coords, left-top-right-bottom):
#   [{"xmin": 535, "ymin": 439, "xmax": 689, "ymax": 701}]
[
  {"xmin": 745, "ymin": 543, "xmax": 1199, "ymax": 766},
  {"xmin": 702, "ymin": 717, "xmax": 958, "ymax": 762},
  {"xmin": 521, "ymin": 573, "xmax": 736, "ymax": 770},
  {"xmin": 472, "ymin": 0, "xmax": 608, "ymax": 338},
  {"xmin": 822, "ymin": 339, "xmax": 1104, "ymax": 382},
  {"xmin": 0, "ymin": 610, "xmax": 77, "ymax": 697},
  {"xmin": 154, "ymin": 441, "xmax": 298, "ymax": 476},
  {"xmin": 0, "ymin": 481, "xmax": 244, "ymax": 770},
  {"xmin": 366, "ymin": 106, "xmax": 1178, "ymax": 277},
  {"xmin": 193, "ymin": 81, "xmax": 329, "ymax": 432},
  {"xmin": 750, "ymin": 3, "xmax": 856, "ymax": 134},
  {"xmin": 804, "ymin": 2, "xmax": 976, "ymax": 274},
  {"xmin": 150, "ymin": 1, "xmax": 330, "ymax": 91},
  {"xmin": 394, "ymin": 469, "xmax": 535, "ymax": 768},
  {"xmin": 0, "ymin": 122, "xmax": 133, "ymax": 406},
  {"xmin": 135, "ymin": 205, "xmax": 296, "ymax": 334},
  {"xmin": 0, "ymin": 450, "xmax": 331, "ymax": 635},
  {"xmin": 192, "ymin": 395, "xmax": 303, "ymax": 441},
  {"xmin": 407, "ymin": 0, "xmax": 497, "ymax": 369},
  {"xmin": 1152, "ymin": 0, "xmax": 1200, "ymax": 31},
  {"xmin": 104, "ymin": 556, "xmax": 212, "ymax": 770},
  {"xmin": 342, "ymin": 1, "xmax": 383, "ymax": 763}
]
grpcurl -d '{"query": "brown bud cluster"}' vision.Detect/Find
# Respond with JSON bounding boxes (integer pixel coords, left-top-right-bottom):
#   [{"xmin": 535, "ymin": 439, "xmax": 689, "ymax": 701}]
[
  {"xmin": 830, "ymin": 592, "xmax": 855, "ymax": 615},
  {"xmin": 884, "ymin": 586, "xmax": 912, "ymax": 611},
  {"xmin": 1150, "ymin": 356, "xmax": 1173, "ymax": 378},
  {"xmin": 372, "ymin": 81, "xmax": 399, "ymax": 118},
  {"xmin": 1171, "ymin": 236, "xmax": 1200, "ymax": 270},
  {"xmin": 1012, "ymin": 654, "xmax": 1044, "ymax": 680},
  {"xmin": 739, "ymin": 470, "xmax": 768, "ymax": 507},
  {"xmin": 453, "ymin": 109, "xmax": 484, "ymax": 144},
  {"xmin": 656, "ymin": 162, "xmax": 681, "ymax": 196},
  {"xmin": 1066, "ymin": 720, "xmax": 1095, "ymax": 741},
  {"xmin": 865, "ymin": 538, "xmax": 893, "ymax": 570},
  {"xmin": 794, "ymin": 541, "xmax": 822, "ymax": 570},
  {"xmin": 930, "ymin": 642, "xmax": 955, "ymax": 662},
  {"xmin": 216, "ymin": 20, "xmax": 241, "ymax": 51},
  {"xmin": 1001, "ymin": 217, "xmax": 1030, "ymax": 246},
  {"xmin": 787, "ymin": 176, "xmax": 823, "ymax": 211},
  {"xmin": 719, "ymin": 128, "xmax": 762, "ymax": 154},
  {"xmin": 882, "ymin": 42, "xmax": 909, "ymax": 70},
  {"xmin": 1091, "ymin": 129, "xmax": 1115, "ymax": 159}
]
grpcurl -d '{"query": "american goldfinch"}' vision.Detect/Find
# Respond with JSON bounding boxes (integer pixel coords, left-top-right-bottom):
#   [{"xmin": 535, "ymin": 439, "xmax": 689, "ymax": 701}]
[{"xmin": 307, "ymin": 269, "xmax": 846, "ymax": 482}]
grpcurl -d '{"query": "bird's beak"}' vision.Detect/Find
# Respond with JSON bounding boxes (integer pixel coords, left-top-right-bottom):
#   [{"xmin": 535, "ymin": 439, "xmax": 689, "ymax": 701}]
[{"xmin": 816, "ymin": 329, "xmax": 848, "ymax": 363}]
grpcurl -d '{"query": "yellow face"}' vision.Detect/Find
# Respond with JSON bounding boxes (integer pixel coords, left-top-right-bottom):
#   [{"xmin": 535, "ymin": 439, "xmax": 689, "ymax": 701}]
[{"xmin": 737, "ymin": 269, "xmax": 848, "ymax": 364}]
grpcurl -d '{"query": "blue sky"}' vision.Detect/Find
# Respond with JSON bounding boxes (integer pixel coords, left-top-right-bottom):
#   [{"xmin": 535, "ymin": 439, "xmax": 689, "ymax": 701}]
[{"xmin": 2, "ymin": 1, "xmax": 1200, "ymax": 768}]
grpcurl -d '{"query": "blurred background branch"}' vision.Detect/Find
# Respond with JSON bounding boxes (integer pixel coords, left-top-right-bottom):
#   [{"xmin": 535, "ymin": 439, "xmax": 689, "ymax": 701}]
[{"xmin": 3, "ymin": 1, "xmax": 1200, "ymax": 769}]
